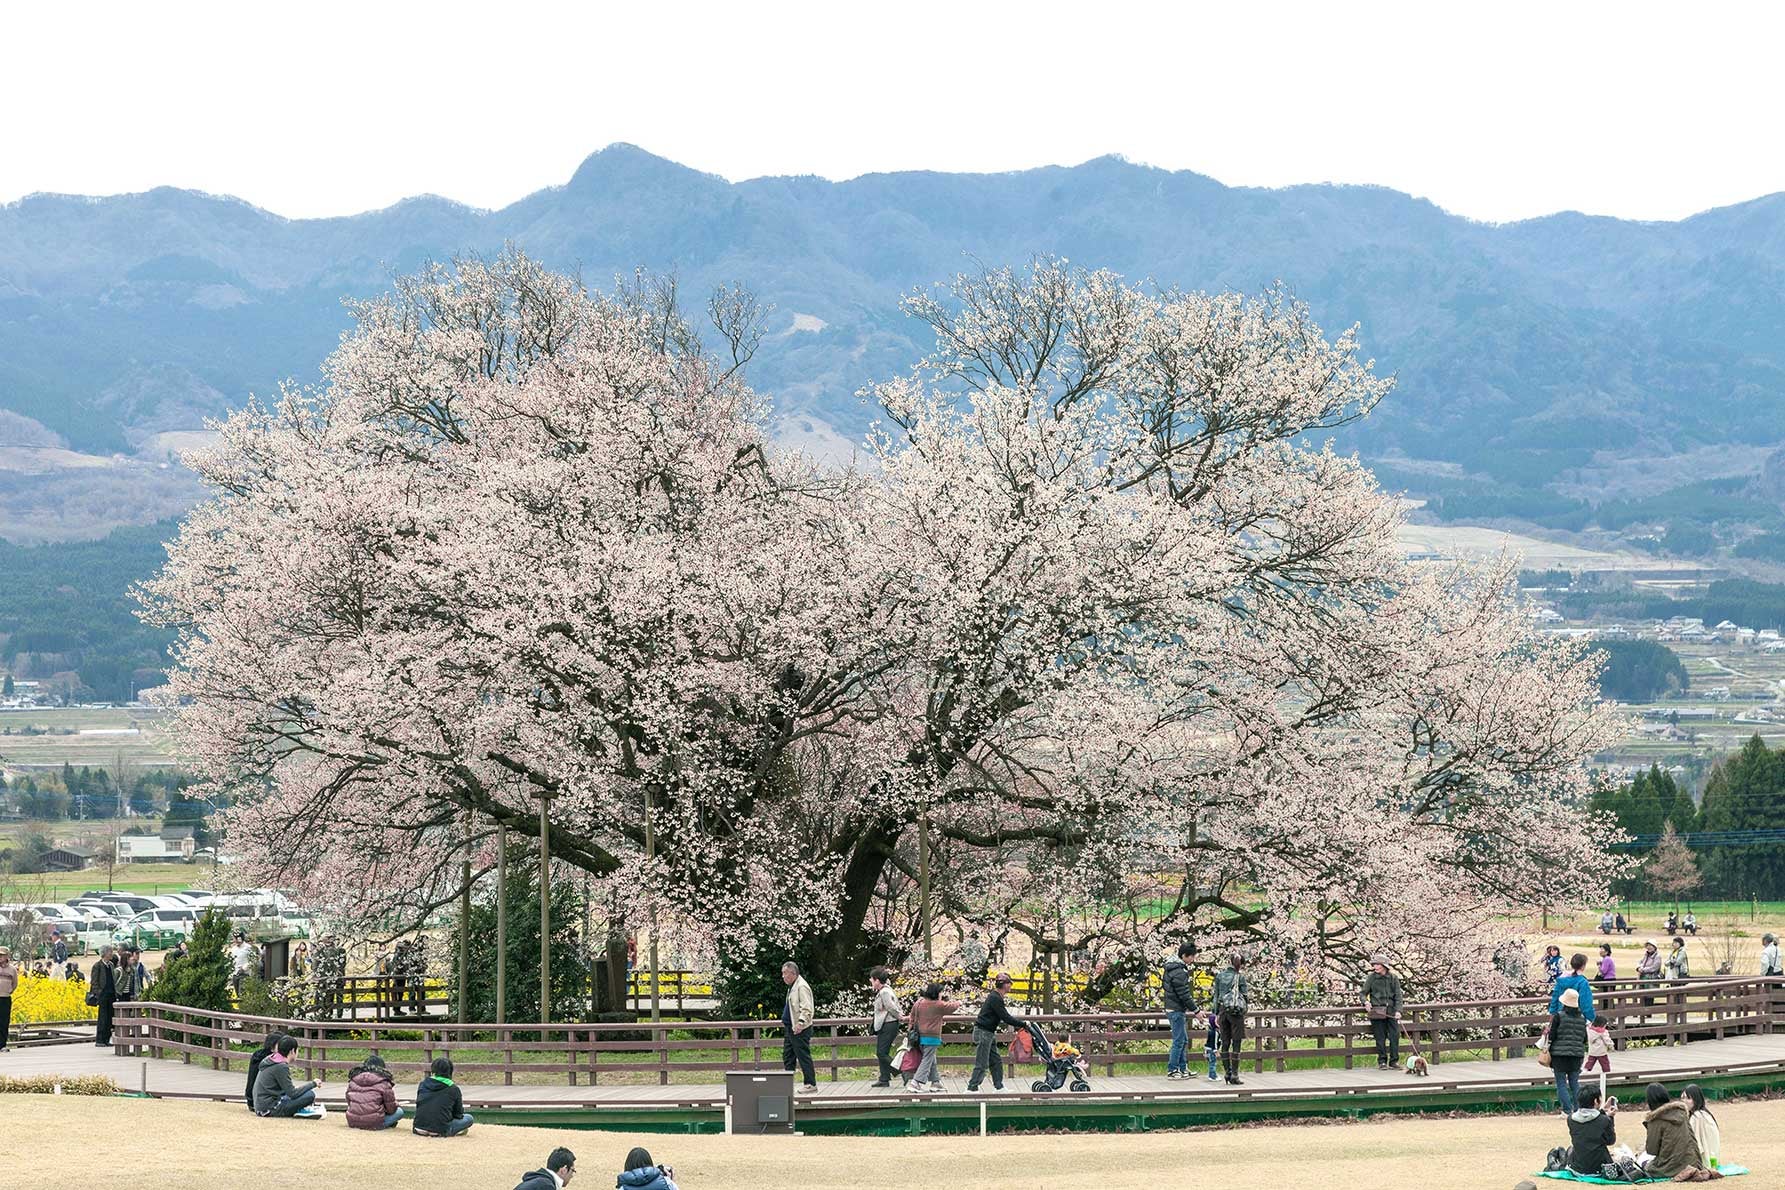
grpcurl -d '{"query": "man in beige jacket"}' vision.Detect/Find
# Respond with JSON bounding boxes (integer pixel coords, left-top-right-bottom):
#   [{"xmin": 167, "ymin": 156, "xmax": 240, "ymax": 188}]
[{"xmin": 781, "ymin": 961, "xmax": 817, "ymax": 1091}]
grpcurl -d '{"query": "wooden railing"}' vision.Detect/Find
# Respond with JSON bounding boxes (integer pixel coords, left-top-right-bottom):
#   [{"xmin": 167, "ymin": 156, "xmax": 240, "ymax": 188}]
[{"xmin": 110, "ymin": 976, "xmax": 1784, "ymax": 1089}]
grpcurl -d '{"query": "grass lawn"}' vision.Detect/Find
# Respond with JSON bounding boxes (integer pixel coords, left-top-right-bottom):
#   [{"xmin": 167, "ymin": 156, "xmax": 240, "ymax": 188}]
[
  {"xmin": 3, "ymin": 861, "xmax": 221, "ymax": 901},
  {"xmin": 2, "ymin": 1094, "xmax": 1776, "ymax": 1190}
]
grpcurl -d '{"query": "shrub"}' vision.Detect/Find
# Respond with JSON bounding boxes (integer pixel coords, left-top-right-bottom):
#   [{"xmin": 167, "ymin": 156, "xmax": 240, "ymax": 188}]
[{"xmin": 0, "ymin": 1074, "xmax": 120, "ymax": 1095}]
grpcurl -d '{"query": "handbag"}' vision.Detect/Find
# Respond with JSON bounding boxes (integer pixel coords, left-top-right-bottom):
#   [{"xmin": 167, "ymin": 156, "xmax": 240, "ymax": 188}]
[
  {"xmin": 85, "ymin": 988, "xmax": 99, "ymax": 1007},
  {"xmin": 1536, "ymin": 1023, "xmax": 1553, "ymax": 1067},
  {"xmin": 1367, "ymin": 1004, "xmax": 1389, "ymax": 1021}
]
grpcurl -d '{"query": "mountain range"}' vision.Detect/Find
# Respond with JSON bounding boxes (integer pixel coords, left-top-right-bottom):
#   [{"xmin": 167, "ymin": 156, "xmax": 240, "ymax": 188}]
[{"xmin": 4, "ymin": 143, "xmax": 1785, "ymax": 543}]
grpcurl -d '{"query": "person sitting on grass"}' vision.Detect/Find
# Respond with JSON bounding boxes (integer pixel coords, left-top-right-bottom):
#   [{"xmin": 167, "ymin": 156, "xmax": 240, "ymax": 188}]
[
  {"xmin": 346, "ymin": 1051, "xmax": 404, "ymax": 1130},
  {"xmin": 616, "ymin": 1147, "xmax": 678, "ymax": 1190},
  {"xmin": 1566, "ymin": 1083, "xmax": 1617, "ymax": 1175},
  {"xmin": 513, "ymin": 1146, "xmax": 576, "ymax": 1190},
  {"xmin": 413, "ymin": 1056, "xmax": 473, "ymax": 1137},
  {"xmin": 253, "ymin": 1034, "xmax": 323, "ymax": 1118},
  {"xmin": 1641, "ymin": 1082, "xmax": 1713, "ymax": 1181},
  {"xmin": 245, "ymin": 1030, "xmax": 283, "ymax": 1111},
  {"xmin": 1683, "ymin": 1084, "xmax": 1722, "ymax": 1173}
]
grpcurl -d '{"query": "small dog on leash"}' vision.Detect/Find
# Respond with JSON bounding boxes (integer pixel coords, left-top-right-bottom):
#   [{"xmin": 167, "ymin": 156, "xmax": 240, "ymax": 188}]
[{"xmin": 1403, "ymin": 1054, "xmax": 1430, "ymax": 1077}]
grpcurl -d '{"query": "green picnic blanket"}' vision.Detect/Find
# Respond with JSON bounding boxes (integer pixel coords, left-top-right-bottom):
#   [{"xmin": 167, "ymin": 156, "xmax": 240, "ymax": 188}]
[{"xmin": 1535, "ymin": 1166, "xmax": 1749, "ymax": 1184}]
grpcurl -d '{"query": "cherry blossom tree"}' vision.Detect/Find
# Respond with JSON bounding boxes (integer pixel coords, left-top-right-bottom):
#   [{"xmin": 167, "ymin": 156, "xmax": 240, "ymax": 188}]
[
  {"xmin": 143, "ymin": 251, "xmax": 1622, "ymax": 1004},
  {"xmin": 855, "ymin": 262, "xmax": 1623, "ymax": 997}
]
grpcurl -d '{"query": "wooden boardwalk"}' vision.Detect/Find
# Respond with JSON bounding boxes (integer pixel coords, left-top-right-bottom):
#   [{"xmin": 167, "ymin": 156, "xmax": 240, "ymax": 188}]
[{"xmin": 8, "ymin": 1032, "xmax": 1785, "ymax": 1112}]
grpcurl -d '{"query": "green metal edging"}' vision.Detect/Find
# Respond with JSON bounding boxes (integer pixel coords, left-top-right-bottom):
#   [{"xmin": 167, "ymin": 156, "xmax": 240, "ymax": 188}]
[{"xmin": 468, "ymin": 1068, "xmax": 1785, "ymax": 1137}]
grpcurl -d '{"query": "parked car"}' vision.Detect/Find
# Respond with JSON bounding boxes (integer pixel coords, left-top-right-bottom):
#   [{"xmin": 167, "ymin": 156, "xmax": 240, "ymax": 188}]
[
  {"xmin": 26, "ymin": 903, "xmax": 90, "ymax": 928},
  {"xmin": 112, "ymin": 908, "xmax": 200, "ymax": 949}
]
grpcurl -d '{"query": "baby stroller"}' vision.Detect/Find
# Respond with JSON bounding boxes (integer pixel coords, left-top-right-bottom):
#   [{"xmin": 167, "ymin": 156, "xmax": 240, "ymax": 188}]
[{"xmin": 1021, "ymin": 1021, "xmax": 1091, "ymax": 1093}]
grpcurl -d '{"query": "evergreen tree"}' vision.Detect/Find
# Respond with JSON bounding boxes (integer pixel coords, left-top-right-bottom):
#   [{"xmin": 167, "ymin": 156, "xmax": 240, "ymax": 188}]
[
  {"xmin": 154, "ymin": 909, "xmax": 235, "ymax": 1014},
  {"xmin": 1699, "ymin": 735, "xmax": 1785, "ymax": 899}
]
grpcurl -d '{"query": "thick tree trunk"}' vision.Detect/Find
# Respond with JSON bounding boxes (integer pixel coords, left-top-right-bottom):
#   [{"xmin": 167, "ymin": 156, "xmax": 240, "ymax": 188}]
[{"xmin": 804, "ymin": 819, "xmax": 902, "ymax": 991}]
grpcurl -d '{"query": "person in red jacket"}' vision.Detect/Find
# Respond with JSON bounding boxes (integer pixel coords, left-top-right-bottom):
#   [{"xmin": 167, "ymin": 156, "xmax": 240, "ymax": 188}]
[{"xmin": 346, "ymin": 1052, "xmax": 404, "ymax": 1130}]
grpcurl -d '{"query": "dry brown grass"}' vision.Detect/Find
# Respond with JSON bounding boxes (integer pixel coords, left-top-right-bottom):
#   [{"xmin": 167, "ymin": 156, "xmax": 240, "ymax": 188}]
[{"xmin": 1, "ymin": 1094, "xmax": 1778, "ymax": 1190}]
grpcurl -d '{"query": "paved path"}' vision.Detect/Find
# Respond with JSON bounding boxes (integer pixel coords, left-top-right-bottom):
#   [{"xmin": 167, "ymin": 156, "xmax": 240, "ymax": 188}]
[{"xmin": 6, "ymin": 1033, "xmax": 1785, "ymax": 1110}]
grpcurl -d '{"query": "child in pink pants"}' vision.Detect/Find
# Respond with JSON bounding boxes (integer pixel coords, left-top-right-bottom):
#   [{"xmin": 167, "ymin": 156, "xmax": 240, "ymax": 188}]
[{"xmin": 1584, "ymin": 1022, "xmax": 1612, "ymax": 1074}]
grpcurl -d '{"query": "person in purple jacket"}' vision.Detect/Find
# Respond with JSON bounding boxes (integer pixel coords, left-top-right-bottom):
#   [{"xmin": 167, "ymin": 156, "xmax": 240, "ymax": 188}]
[{"xmin": 1596, "ymin": 943, "xmax": 1617, "ymax": 984}]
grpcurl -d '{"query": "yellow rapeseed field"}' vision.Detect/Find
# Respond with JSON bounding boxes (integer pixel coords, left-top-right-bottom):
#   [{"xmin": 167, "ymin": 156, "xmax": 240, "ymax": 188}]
[{"xmin": 9, "ymin": 973, "xmax": 99, "ymax": 1025}]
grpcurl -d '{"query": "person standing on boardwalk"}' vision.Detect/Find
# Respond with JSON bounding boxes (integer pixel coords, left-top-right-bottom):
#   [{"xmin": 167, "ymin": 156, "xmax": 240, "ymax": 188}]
[
  {"xmin": 1596, "ymin": 943, "xmax": 1617, "ymax": 985},
  {"xmin": 780, "ymin": 961, "xmax": 817, "ymax": 1092},
  {"xmin": 1550, "ymin": 953, "xmax": 1597, "ymax": 1023},
  {"xmin": 1665, "ymin": 937, "xmax": 1691, "ymax": 981},
  {"xmin": 868, "ymin": 966, "xmax": 903, "ymax": 1088},
  {"xmin": 0, "ymin": 946, "xmax": 16, "ymax": 1052},
  {"xmin": 1548, "ymin": 986, "xmax": 1589, "ymax": 1114},
  {"xmin": 1213, "ymin": 951, "xmax": 1250, "ymax": 1086},
  {"xmin": 1759, "ymin": 933, "xmax": 1780, "ymax": 977},
  {"xmin": 1163, "ymin": 941, "xmax": 1196, "ymax": 1079},
  {"xmin": 967, "ymin": 973, "xmax": 1024, "ymax": 1092},
  {"xmin": 90, "ymin": 945, "xmax": 118, "ymax": 1047},
  {"xmin": 906, "ymin": 981, "xmax": 963, "ymax": 1092},
  {"xmin": 1361, "ymin": 953, "xmax": 1403, "ymax": 1070}
]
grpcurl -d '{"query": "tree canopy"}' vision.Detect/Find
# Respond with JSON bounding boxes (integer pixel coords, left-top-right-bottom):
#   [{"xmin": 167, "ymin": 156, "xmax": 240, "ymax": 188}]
[{"xmin": 143, "ymin": 252, "xmax": 1620, "ymax": 1001}]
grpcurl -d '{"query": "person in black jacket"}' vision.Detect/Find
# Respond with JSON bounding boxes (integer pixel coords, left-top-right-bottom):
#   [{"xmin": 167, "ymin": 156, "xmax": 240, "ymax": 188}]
[
  {"xmin": 90, "ymin": 947, "xmax": 118, "ymax": 1047},
  {"xmin": 1163, "ymin": 941, "xmax": 1196, "ymax": 1079},
  {"xmin": 1566, "ymin": 1084, "xmax": 1618, "ymax": 1174},
  {"xmin": 513, "ymin": 1146, "xmax": 576, "ymax": 1189},
  {"xmin": 245, "ymin": 1031, "xmax": 283, "ymax": 1110},
  {"xmin": 966, "ymin": 973, "xmax": 1024, "ymax": 1092},
  {"xmin": 1548, "ymin": 987, "xmax": 1589, "ymax": 1113},
  {"xmin": 413, "ymin": 1056, "xmax": 474, "ymax": 1137}
]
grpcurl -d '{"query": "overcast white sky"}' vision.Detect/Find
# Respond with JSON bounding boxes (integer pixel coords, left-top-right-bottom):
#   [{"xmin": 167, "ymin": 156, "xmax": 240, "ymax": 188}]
[{"xmin": 4, "ymin": 1, "xmax": 1781, "ymax": 224}]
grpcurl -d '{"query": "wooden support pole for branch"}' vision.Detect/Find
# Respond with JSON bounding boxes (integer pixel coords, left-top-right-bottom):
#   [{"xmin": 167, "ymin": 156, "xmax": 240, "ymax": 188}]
[
  {"xmin": 458, "ymin": 813, "xmax": 472, "ymax": 1024},
  {"xmin": 539, "ymin": 793, "xmax": 552, "ymax": 1027},
  {"xmin": 496, "ymin": 822, "xmax": 507, "ymax": 1025},
  {"xmin": 919, "ymin": 811, "xmax": 932, "ymax": 962}
]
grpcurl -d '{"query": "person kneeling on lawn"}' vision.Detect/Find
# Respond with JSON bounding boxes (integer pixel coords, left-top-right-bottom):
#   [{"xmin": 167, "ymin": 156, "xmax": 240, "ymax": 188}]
[
  {"xmin": 616, "ymin": 1147, "xmax": 678, "ymax": 1190},
  {"xmin": 347, "ymin": 1051, "xmax": 404, "ymax": 1130},
  {"xmin": 1566, "ymin": 1083, "xmax": 1617, "ymax": 1175},
  {"xmin": 253, "ymin": 1035, "xmax": 323, "ymax": 1118},
  {"xmin": 513, "ymin": 1146, "xmax": 576, "ymax": 1189},
  {"xmin": 413, "ymin": 1056, "xmax": 474, "ymax": 1137}
]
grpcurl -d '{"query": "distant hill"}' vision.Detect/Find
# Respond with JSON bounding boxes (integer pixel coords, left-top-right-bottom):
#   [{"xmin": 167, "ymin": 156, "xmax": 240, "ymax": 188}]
[{"xmin": 4, "ymin": 144, "xmax": 1785, "ymax": 542}]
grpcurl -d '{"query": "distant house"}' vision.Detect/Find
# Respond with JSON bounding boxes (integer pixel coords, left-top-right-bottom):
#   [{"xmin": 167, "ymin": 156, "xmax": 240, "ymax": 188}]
[
  {"xmin": 116, "ymin": 831, "xmax": 197, "ymax": 863},
  {"xmin": 41, "ymin": 845, "xmax": 92, "ymax": 872}
]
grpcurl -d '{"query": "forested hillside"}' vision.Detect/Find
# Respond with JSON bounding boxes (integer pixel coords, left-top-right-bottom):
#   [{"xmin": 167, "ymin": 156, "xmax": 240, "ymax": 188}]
[
  {"xmin": 0, "ymin": 522, "xmax": 175, "ymax": 700},
  {"xmin": 4, "ymin": 145, "xmax": 1785, "ymax": 541}
]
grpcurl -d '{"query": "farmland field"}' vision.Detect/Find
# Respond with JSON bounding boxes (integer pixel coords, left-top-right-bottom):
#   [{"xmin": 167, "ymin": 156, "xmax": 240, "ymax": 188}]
[{"xmin": 0, "ymin": 705, "xmax": 178, "ymax": 768}]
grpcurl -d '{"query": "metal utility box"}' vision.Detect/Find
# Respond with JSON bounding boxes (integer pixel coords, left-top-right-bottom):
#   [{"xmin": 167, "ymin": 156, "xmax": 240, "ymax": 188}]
[
  {"xmin": 260, "ymin": 937, "xmax": 290, "ymax": 981},
  {"xmin": 725, "ymin": 1069, "xmax": 796, "ymax": 1134}
]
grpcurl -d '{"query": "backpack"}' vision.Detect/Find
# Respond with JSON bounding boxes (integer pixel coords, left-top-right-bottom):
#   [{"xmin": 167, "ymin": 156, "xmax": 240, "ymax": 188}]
[{"xmin": 1544, "ymin": 1147, "xmax": 1572, "ymax": 1173}]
